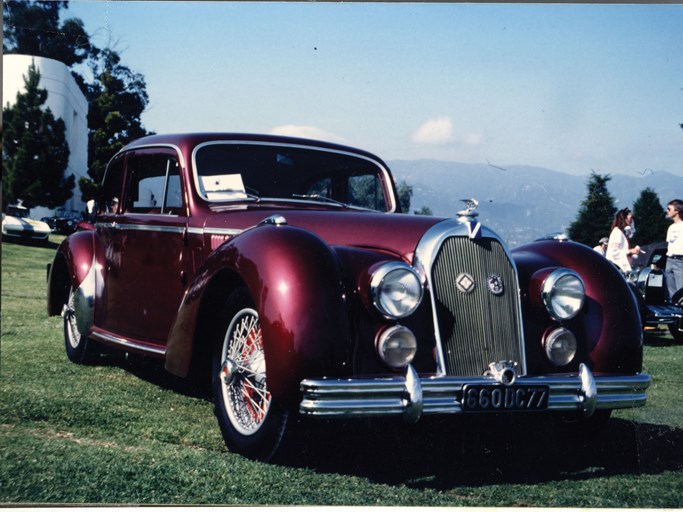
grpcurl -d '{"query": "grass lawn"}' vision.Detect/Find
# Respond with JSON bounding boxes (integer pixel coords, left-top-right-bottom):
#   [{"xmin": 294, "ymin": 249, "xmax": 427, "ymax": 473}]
[{"xmin": 1, "ymin": 236, "xmax": 682, "ymax": 506}]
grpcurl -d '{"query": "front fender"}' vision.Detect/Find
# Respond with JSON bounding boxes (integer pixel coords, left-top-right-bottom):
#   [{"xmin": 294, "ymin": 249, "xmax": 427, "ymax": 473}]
[
  {"xmin": 513, "ymin": 240, "xmax": 643, "ymax": 374},
  {"xmin": 165, "ymin": 224, "xmax": 351, "ymax": 405}
]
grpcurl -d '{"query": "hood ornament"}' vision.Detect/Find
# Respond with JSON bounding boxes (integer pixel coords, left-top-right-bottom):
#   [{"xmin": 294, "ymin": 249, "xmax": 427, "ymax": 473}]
[{"xmin": 456, "ymin": 198, "xmax": 481, "ymax": 239}]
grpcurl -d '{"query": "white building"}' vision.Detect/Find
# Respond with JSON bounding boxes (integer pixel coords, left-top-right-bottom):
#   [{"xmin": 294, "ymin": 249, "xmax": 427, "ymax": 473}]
[{"xmin": 2, "ymin": 54, "xmax": 89, "ymax": 219}]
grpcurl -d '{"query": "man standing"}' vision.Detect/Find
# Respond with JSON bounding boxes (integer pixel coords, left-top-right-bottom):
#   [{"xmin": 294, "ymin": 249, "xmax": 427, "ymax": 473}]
[{"xmin": 665, "ymin": 199, "xmax": 683, "ymax": 299}]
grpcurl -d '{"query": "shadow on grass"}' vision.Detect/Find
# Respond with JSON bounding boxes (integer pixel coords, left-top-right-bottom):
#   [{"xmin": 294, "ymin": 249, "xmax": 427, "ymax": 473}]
[
  {"xmin": 277, "ymin": 414, "xmax": 682, "ymax": 489},
  {"xmin": 644, "ymin": 330, "xmax": 680, "ymax": 347},
  {"xmin": 94, "ymin": 353, "xmax": 682, "ymax": 489}
]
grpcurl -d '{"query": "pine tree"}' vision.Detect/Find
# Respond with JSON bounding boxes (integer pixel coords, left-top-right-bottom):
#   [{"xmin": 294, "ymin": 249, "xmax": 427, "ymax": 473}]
[
  {"xmin": 2, "ymin": 62, "xmax": 74, "ymax": 209},
  {"xmin": 632, "ymin": 187, "xmax": 668, "ymax": 246},
  {"xmin": 567, "ymin": 171, "xmax": 616, "ymax": 247}
]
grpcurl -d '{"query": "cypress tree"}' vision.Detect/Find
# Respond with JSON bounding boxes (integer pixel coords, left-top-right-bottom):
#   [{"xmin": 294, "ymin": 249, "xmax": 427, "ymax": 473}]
[
  {"xmin": 632, "ymin": 187, "xmax": 668, "ymax": 246},
  {"xmin": 2, "ymin": 62, "xmax": 74, "ymax": 209},
  {"xmin": 567, "ymin": 171, "xmax": 617, "ymax": 247}
]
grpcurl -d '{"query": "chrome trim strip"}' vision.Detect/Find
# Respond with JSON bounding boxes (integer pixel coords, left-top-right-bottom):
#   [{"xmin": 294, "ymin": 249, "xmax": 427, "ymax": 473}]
[
  {"xmin": 115, "ymin": 223, "xmax": 185, "ymax": 234},
  {"xmin": 299, "ymin": 365, "xmax": 650, "ymax": 418},
  {"xmin": 94, "ymin": 223, "xmax": 244, "ymax": 237},
  {"xmin": 90, "ymin": 330, "xmax": 166, "ymax": 357},
  {"xmin": 413, "ymin": 219, "xmax": 527, "ymax": 377},
  {"xmin": 191, "ymin": 140, "xmax": 398, "ymax": 213},
  {"xmin": 202, "ymin": 227, "xmax": 244, "ymax": 236}
]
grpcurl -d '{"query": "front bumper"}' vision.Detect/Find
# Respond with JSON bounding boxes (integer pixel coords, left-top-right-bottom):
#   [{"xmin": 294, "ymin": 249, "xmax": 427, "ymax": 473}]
[{"xmin": 299, "ymin": 363, "xmax": 651, "ymax": 423}]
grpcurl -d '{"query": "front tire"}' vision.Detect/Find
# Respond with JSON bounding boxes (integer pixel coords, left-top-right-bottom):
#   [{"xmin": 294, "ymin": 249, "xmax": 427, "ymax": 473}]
[
  {"xmin": 63, "ymin": 287, "xmax": 98, "ymax": 364},
  {"xmin": 211, "ymin": 289, "xmax": 288, "ymax": 461}
]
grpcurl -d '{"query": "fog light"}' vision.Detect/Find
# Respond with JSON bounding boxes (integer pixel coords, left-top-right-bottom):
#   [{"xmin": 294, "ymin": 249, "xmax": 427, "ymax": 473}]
[
  {"xmin": 376, "ymin": 325, "xmax": 417, "ymax": 369},
  {"xmin": 543, "ymin": 327, "xmax": 577, "ymax": 367}
]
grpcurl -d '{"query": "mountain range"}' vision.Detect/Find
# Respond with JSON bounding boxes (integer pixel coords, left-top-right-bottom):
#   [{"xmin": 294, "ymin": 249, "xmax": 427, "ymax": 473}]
[{"xmin": 389, "ymin": 160, "xmax": 683, "ymax": 248}]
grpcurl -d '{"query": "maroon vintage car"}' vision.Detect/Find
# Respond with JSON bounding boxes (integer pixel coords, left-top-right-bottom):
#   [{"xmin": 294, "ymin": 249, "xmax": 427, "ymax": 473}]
[{"xmin": 47, "ymin": 133, "xmax": 651, "ymax": 460}]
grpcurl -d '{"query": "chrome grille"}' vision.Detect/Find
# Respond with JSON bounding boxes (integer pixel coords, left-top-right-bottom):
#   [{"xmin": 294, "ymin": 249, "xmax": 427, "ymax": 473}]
[{"xmin": 431, "ymin": 236, "xmax": 524, "ymax": 376}]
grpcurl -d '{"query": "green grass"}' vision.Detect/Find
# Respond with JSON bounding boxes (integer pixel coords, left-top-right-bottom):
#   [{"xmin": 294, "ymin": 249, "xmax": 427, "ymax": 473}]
[{"xmin": 1, "ymin": 236, "xmax": 682, "ymax": 506}]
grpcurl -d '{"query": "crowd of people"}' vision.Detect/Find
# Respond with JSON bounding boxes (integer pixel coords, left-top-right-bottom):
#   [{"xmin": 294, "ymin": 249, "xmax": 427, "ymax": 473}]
[{"xmin": 593, "ymin": 198, "xmax": 683, "ymax": 300}]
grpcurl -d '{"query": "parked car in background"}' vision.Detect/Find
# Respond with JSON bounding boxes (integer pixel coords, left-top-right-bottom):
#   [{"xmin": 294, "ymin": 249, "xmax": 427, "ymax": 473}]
[
  {"xmin": 41, "ymin": 209, "xmax": 83, "ymax": 235},
  {"xmin": 47, "ymin": 133, "xmax": 651, "ymax": 461},
  {"xmin": 2, "ymin": 203, "xmax": 51, "ymax": 244},
  {"xmin": 627, "ymin": 242, "xmax": 683, "ymax": 342}
]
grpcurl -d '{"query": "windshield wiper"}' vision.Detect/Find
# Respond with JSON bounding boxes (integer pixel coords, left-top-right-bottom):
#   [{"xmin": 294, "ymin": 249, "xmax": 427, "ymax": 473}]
[{"xmin": 291, "ymin": 194, "xmax": 349, "ymax": 208}]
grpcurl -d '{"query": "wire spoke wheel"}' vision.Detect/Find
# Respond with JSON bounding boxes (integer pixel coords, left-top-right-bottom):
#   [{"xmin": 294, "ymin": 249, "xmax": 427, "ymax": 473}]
[
  {"xmin": 64, "ymin": 289, "xmax": 82, "ymax": 350},
  {"xmin": 62, "ymin": 286, "xmax": 97, "ymax": 363},
  {"xmin": 220, "ymin": 308, "xmax": 271, "ymax": 435},
  {"xmin": 212, "ymin": 289, "xmax": 288, "ymax": 461}
]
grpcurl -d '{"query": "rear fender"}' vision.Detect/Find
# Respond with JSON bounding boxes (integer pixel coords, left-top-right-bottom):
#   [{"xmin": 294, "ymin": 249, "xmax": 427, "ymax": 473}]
[
  {"xmin": 47, "ymin": 230, "xmax": 105, "ymax": 337},
  {"xmin": 165, "ymin": 224, "xmax": 351, "ymax": 405}
]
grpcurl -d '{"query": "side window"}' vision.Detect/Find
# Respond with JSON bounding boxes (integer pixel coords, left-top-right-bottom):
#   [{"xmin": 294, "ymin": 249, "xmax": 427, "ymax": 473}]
[
  {"xmin": 100, "ymin": 157, "xmax": 125, "ymax": 214},
  {"xmin": 125, "ymin": 152, "xmax": 182, "ymax": 215},
  {"xmin": 348, "ymin": 174, "xmax": 387, "ymax": 211}
]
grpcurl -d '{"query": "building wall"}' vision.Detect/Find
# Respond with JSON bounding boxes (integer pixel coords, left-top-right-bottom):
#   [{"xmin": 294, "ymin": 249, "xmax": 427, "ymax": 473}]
[{"xmin": 2, "ymin": 54, "xmax": 89, "ymax": 219}]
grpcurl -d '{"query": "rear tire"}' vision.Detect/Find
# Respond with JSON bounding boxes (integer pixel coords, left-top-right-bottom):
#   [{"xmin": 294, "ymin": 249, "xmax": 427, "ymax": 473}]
[
  {"xmin": 63, "ymin": 287, "xmax": 98, "ymax": 364},
  {"xmin": 211, "ymin": 288, "xmax": 288, "ymax": 461}
]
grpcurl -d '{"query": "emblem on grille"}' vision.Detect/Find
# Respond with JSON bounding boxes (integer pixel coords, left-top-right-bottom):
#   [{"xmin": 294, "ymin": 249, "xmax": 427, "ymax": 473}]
[
  {"xmin": 456, "ymin": 273, "xmax": 476, "ymax": 294},
  {"xmin": 487, "ymin": 274, "xmax": 504, "ymax": 295}
]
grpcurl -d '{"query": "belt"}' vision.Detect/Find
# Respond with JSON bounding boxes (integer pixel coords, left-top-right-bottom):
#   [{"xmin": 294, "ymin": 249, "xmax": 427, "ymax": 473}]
[{"xmin": 669, "ymin": 255, "xmax": 683, "ymax": 260}]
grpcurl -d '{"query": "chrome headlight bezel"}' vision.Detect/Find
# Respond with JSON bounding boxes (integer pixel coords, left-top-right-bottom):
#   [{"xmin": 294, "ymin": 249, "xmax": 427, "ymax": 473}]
[
  {"xmin": 370, "ymin": 262, "xmax": 424, "ymax": 319},
  {"xmin": 541, "ymin": 268, "xmax": 586, "ymax": 321}
]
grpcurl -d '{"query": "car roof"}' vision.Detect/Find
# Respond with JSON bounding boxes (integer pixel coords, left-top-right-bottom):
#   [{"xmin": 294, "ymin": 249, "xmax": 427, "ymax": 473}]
[{"xmin": 120, "ymin": 133, "xmax": 385, "ymax": 163}]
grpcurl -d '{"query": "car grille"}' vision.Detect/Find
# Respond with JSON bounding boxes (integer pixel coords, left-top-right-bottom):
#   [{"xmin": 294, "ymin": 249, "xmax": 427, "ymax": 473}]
[{"xmin": 431, "ymin": 236, "xmax": 524, "ymax": 377}]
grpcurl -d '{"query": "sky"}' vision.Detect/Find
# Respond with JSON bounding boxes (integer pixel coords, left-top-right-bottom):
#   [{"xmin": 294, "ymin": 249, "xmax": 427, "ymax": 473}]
[{"xmin": 60, "ymin": 1, "xmax": 683, "ymax": 177}]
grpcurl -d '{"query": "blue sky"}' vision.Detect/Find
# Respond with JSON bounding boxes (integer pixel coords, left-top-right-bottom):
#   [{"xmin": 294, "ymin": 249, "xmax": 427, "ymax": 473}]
[{"xmin": 63, "ymin": 1, "xmax": 682, "ymax": 177}]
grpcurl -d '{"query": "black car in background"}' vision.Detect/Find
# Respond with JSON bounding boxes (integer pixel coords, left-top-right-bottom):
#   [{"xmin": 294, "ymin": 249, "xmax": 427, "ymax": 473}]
[
  {"xmin": 41, "ymin": 209, "xmax": 82, "ymax": 235},
  {"xmin": 627, "ymin": 242, "xmax": 683, "ymax": 342}
]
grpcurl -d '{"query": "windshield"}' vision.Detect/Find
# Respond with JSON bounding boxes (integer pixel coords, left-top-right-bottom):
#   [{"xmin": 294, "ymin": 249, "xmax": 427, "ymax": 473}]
[
  {"xmin": 8, "ymin": 206, "xmax": 29, "ymax": 218},
  {"xmin": 193, "ymin": 142, "xmax": 392, "ymax": 212}
]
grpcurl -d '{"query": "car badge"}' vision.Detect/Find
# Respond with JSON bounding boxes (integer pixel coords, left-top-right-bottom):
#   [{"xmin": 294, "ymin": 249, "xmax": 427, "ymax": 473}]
[
  {"xmin": 487, "ymin": 274, "xmax": 504, "ymax": 295},
  {"xmin": 456, "ymin": 273, "xmax": 475, "ymax": 294}
]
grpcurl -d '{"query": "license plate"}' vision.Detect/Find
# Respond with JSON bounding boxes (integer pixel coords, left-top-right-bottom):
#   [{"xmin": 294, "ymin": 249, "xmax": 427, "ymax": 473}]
[
  {"xmin": 462, "ymin": 384, "xmax": 549, "ymax": 411},
  {"xmin": 648, "ymin": 274, "xmax": 663, "ymax": 287}
]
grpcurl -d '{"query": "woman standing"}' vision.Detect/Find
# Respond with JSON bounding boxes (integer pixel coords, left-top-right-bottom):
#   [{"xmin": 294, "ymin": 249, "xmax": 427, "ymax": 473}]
[
  {"xmin": 606, "ymin": 208, "xmax": 641, "ymax": 272},
  {"xmin": 665, "ymin": 199, "xmax": 683, "ymax": 299}
]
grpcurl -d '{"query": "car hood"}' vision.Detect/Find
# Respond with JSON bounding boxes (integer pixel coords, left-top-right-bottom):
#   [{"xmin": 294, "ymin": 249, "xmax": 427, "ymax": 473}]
[
  {"xmin": 2, "ymin": 215, "xmax": 51, "ymax": 232},
  {"xmin": 205, "ymin": 207, "xmax": 446, "ymax": 260}
]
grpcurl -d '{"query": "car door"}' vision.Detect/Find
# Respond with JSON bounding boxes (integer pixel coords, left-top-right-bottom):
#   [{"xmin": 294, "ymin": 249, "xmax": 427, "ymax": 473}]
[{"xmin": 100, "ymin": 148, "xmax": 189, "ymax": 346}]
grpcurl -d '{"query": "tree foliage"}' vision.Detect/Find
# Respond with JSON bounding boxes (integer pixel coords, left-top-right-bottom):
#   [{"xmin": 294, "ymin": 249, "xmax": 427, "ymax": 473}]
[
  {"xmin": 396, "ymin": 180, "xmax": 413, "ymax": 213},
  {"xmin": 567, "ymin": 171, "xmax": 617, "ymax": 247},
  {"xmin": 3, "ymin": 0, "xmax": 94, "ymax": 67},
  {"xmin": 3, "ymin": 62, "xmax": 74, "ymax": 209},
  {"xmin": 631, "ymin": 187, "xmax": 668, "ymax": 247},
  {"xmin": 4, "ymin": 0, "xmax": 153, "ymax": 203},
  {"xmin": 82, "ymin": 48, "xmax": 152, "ymax": 193}
]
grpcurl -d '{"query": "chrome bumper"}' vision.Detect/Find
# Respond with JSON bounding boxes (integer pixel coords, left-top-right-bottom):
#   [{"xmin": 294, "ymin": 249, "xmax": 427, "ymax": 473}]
[
  {"xmin": 299, "ymin": 363, "xmax": 651, "ymax": 423},
  {"xmin": 643, "ymin": 304, "xmax": 683, "ymax": 326}
]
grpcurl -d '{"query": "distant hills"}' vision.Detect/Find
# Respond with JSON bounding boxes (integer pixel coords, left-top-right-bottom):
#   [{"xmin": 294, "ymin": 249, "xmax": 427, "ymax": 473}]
[{"xmin": 389, "ymin": 160, "xmax": 683, "ymax": 248}]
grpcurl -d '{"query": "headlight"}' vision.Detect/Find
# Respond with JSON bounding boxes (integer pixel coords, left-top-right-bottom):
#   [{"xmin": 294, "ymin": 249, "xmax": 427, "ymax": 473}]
[
  {"xmin": 543, "ymin": 327, "xmax": 577, "ymax": 366},
  {"xmin": 376, "ymin": 325, "xmax": 417, "ymax": 368},
  {"xmin": 541, "ymin": 269, "xmax": 585, "ymax": 320},
  {"xmin": 370, "ymin": 262, "xmax": 423, "ymax": 318}
]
